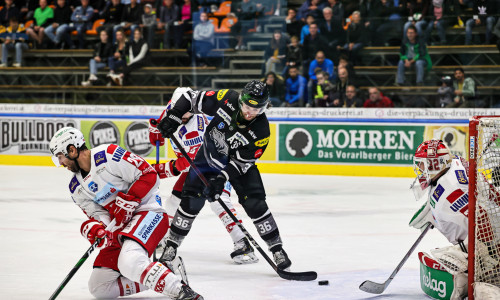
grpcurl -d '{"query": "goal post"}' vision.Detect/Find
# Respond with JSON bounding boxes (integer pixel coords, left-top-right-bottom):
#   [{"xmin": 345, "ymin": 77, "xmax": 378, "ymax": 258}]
[{"xmin": 468, "ymin": 116, "xmax": 500, "ymax": 300}]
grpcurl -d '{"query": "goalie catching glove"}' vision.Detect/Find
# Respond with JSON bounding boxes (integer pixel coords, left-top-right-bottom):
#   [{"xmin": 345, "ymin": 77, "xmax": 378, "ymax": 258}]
[
  {"xmin": 80, "ymin": 219, "xmax": 113, "ymax": 249},
  {"xmin": 409, "ymin": 200, "xmax": 436, "ymax": 231},
  {"xmin": 112, "ymin": 192, "xmax": 141, "ymax": 228}
]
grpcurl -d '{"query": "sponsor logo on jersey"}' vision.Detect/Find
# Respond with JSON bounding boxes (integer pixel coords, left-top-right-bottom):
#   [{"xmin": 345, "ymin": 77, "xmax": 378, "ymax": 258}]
[
  {"xmin": 93, "ymin": 183, "xmax": 118, "ymax": 205},
  {"xmin": 455, "ymin": 170, "xmax": 468, "ymax": 184},
  {"xmin": 255, "ymin": 149, "xmax": 263, "ymax": 158},
  {"xmin": 206, "ymin": 91, "xmax": 215, "ymax": 97},
  {"xmin": 217, "ymin": 89, "xmax": 229, "ymax": 101},
  {"xmin": 155, "ymin": 195, "xmax": 162, "ymax": 205},
  {"xmin": 96, "ymin": 167, "xmax": 106, "ymax": 175},
  {"xmin": 248, "ymin": 130, "xmax": 257, "ymax": 139},
  {"xmin": 228, "ymin": 132, "xmax": 249, "ymax": 149},
  {"xmin": 178, "ymin": 126, "xmax": 187, "ymax": 138},
  {"xmin": 248, "ymin": 100, "xmax": 258, "ymax": 105},
  {"xmin": 135, "ymin": 212, "xmax": 164, "ymax": 243},
  {"xmin": 88, "ymin": 181, "xmax": 98, "ymax": 193},
  {"xmin": 184, "ymin": 131, "xmax": 203, "ymax": 147},
  {"xmin": 217, "ymin": 108, "xmax": 232, "ymax": 125},
  {"xmin": 446, "ymin": 189, "xmax": 468, "ymax": 215},
  {"xmin": 112, "ymin": 146, "xmax": 126, "ymax": 162},
  {"xmin": 422, "ymin": 271, "xmax": 447, "ymax": 298},
  {"xmin": 94, "ymin": 151, "xmax": 107, "ymax": 167},
  {"xmin": 218, "ymin": 122, "xmax": 225, "ymax": 129},
  {"xmin": 226, "ymin": 102, "xmax": 235, "ymax": 111},
  {"xmin": 255, "ymin": 136, "xmax": 269, "ymax": 147},
  {"xmin": 197, "ymin": 115, "xmax": 204, "ymax": 132},
  {"xmin": 69, "ymin": 176, "xmax": 80, "ymax": 193},
  {"xmin": 432, "ymin": 184, "xmax": 444, "ymax": 201}
]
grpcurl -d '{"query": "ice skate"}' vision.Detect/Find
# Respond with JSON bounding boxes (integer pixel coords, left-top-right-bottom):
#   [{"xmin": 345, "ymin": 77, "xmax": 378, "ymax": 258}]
[
  {"xmin": 175, "ymin": 284, "xmax": 204, "ymax": 300},
  {"xmin": 273, "ymin": 248, "xmax": 291, "ymax": 270},
  {"xmin": 230, "ymin": 238, "xmax": 259, "ymax": 264},
  {"xmin": 159, "ymin": 244, "xmax": 177, "ymax": 263}
]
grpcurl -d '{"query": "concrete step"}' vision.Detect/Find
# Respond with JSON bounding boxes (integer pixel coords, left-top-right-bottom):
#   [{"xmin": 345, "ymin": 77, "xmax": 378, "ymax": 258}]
[{"xmin": 229, "ymin": 59, "xmax": 265, "ymax": 69}]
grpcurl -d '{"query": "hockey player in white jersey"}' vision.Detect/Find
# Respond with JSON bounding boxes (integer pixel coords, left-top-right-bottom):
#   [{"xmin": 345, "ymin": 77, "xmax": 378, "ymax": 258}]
[
  {"xmin": 148, "ymin": 87, "xmax": 258, "ymax": 264},
  {"xmin": 49, "ymin": 127, "xmax": 203, "ymax": 300},
  {"xmin": 408, "ymin": 139, "xmax": 500, "ymax": 299}
]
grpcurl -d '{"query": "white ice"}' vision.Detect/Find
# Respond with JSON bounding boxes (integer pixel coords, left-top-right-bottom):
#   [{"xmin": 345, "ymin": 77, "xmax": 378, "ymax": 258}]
[{"xmin": 0, "ymin": 165, "xmax": 450, "ymax": 300}]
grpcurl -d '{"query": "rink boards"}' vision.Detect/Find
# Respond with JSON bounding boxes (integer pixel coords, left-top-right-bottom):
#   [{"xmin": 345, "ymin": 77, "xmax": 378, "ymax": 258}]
[{"xmin": 0, "ymin": 104, "xmax": 498, "ymax": 177}]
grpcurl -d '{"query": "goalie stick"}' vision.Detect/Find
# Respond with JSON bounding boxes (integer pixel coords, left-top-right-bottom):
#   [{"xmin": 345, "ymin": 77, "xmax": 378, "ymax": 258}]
[
  {"xmin": 167, "ymin": 132, "xmax": 317, "ymax": 281},
  {"xmin": 359, "ymin": 223, "xmax": 432, "ymax": 294},
  {"xmin": 49, "ymin": 219, "xmax": 117, "ymax": 300}
]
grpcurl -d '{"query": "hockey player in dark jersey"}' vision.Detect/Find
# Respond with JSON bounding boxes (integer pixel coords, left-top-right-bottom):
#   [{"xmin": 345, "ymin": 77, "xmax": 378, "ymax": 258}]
[{"xmin": 157, "ymin": 80, "xmax": 292, "ymax": 270}]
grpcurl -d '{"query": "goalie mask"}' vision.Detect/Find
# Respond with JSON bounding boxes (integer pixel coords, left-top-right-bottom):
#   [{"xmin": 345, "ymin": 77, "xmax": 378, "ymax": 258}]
[{"xmin": 49, "ymin": 127, "xmax": 86, "ymax": 167}]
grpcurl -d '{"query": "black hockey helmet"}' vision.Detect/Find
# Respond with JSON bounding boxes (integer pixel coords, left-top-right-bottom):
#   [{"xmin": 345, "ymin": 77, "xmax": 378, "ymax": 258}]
[{"xmin": 239, "ymin": 80, "xmax": 270, "ymax": 115}]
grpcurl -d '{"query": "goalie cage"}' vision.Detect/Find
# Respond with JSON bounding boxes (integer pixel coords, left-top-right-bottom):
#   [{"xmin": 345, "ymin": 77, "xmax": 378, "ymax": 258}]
[{"xmin": 468, "ymin": 116, "xmax": 500, "ymax": 300}]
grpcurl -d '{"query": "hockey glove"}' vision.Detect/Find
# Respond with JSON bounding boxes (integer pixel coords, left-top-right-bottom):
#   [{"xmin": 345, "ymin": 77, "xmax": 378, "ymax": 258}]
[
  {"xmin": 112, "ymin": 192, "xmax": 141, "ymax": 228},
  {"xmin": 80, "ymin": 219, "xmax": 113, "ymax": 249},
  {"xmin": 173, "ymin": 156, "xmax": 190, "ymax": 172},
  {"xmin": 149, "ymin": 118, "xmax": 165, "ymax": 147},
  {"xmin": 153, "ymin": 161, "xmax": 180, "ymax": 179},
  {"xmin": 205, "ymin": 173, "xmax": 227, "ymax": 201},
  {"xmin": 158, "ymin": 110, "xmax": 183, "ymax": 138},
  {"xmin": 409, "ymin": 200, "xmax": 436, "ymax": 230}
]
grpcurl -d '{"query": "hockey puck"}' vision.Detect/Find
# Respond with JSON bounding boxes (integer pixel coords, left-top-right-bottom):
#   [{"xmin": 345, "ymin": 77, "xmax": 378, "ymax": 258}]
[{"xmin": 318, "ymin": 280, "xmax": 329, "ymax": 286}]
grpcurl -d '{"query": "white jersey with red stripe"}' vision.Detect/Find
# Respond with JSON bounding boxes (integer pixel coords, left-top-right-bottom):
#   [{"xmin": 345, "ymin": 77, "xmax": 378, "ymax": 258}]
[
  {"xmin": 428, "ymin": 156, "xmax": 469, "ymax": 244},
  {"xmin": 69, "ymin": 144, "xmax": 164, "ymax": 224}
]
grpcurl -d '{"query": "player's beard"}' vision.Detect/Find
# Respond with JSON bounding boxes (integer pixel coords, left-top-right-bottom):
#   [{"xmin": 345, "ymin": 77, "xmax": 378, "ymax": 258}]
[{"xmin": 65, "ymin": 159, "xmax": 80, "ymax": 173}]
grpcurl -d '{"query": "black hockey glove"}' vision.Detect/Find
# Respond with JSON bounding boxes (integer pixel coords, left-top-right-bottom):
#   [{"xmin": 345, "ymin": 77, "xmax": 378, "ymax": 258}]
[
  {"xmin": 205, "ymin": 174, "xmax": 227, "ymax": 201},
  {"xmin": 158, "ymin": 110, "xmax": 183, "ymax": 138}
]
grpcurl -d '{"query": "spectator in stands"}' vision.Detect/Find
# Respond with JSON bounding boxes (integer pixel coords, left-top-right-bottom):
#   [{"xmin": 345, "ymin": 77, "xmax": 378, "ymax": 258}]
[
  {"xmin": 313, "ymin": 70, "xmax": 335, "ymax": 107},
  {"xmin": 320, "ymin": 0, "xmax": 344, "ymax": 25},
  {"xmin": 375, "ymin": 0, "xmax": 407, "ymax": 46},
  {"xmin": 81, "ymin": 30, "xmax": 113, "ymax": 86},
  {"xmin": 178, "ymin": 0, "xmax": 193, "ymax": 48},
  {"xmin": 110, "ymin": 27, "xmax": 149, "ymax": 86},
  {"xmin": 332, "ymin": 66, "xmax": 351, "ymax": 101},
  {"xmin": 396, "ymin": 25, "xmax": 432, "ymax": 85},
  {"xmin": 465, "ymin": 0, "xmax": 497, "ymax": 45},
  {"xmin": 107, "ymin": 28, "xmax": 128, "ymax": 80},
  {"xmin": 339, "ymin": 11, "xmax": 366, "ymax": 65},
  {"xmin": 191, "ymin": 11, "xmax": 214, "ymax": 67},
  {"xmin": 422, "ymin": 0, "xmax": 449, "ymax": 45},
  {"xmin": 264, "ymin": 30, "xmax": 287, "ymax": 75},
  {"xmin": 359, "ymin": 0, "xmax": 383, "ymax": 45},
  {"xmin": 282, "ymin": 35, "xmax": 302, "ymax": 76},
  {"xmin": 141, "ymin": 4, "xmax": 156, "ymax": 48},
  {"xmin": 262, "ymin": 71, "xmax": 285, "ymax": 107},
  {"xmin": 307, "ymin": 50, "xmax": 335, "ymax": 105},
  {"xmin": 20, "ymin": 0, "xmax": 39, "ymax": 22},
  {"xmin": 0, "ymin": 16, "xmax": 28, "ymax": 67},
  {"xmin": 447, "ymin": 67, "xmax": 476, "ymax": 107},
  {"xmin": 285, "ymin": 65, "xmax": 307, "ymax": 107},
  {"xmin": 71, "ymin": 0, "xmax": 94, "ymax": 49},
  {"xmin": 97, "ymin": 0, "xmax": 124, "ymax": 42},
  {"xmin": 319, "ymin": 6, "xmax": 345, "ymax": 61},
  {"xmin": 232, "ymin": 0, "xmax": 264, "ymax": 50},
  {"xmin": 284, "ymin": 8, "xmax": 303, "ymax": 39},
  {"xmin": 437, "ymin": 75, "xmax": 454, "ymax": 107},
  {"xmin": 363, "ymin": 87, "xmax": 394, "ymax": 107},
  {"xmin": 337, "ymin": 54, "xmax": 356, "ymax": 82},
  {"xmin": 114, "ymin": 0, "xmax": 142, "ymax": 41},
  {"xmin": 45, "ymin": 0, "xmax": 73, "ymax": 49},
  {"xmin": 403, "ymin": 0, "xmax": 430, "ymax": 40},
  {"xmin": 332, "ymin": 84, "xmax": 363, "ymax": 107},
  {"xmin": 158, "ymin": 0, "xmax": 180, "ymax": 49},
  {"xmin": 0, "ymin": 0, "xmax": 20, "ymax": 27},
  {"xmin": 302, "ymin": 22, "xmax": 327, "ymax": 76},
  {"xmin": 300, "ymin": 14, "xmax": 317, "ymax": 44},
  {"xmin": 297, "ymin": 0, "xmax": 322, "ymax": 21},
  {"xmin": 26, "ymin": 0, "xmax": 53, "ymax": 47}
]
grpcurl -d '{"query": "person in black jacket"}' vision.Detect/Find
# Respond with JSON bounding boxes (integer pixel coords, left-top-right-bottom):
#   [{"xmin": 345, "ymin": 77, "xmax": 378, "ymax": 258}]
[
  {"xmin": 319, "ymin": 6, "xmax": 345, "ymax": 61},
  {"xmin": 156, "ymin": 80, "xmax": 294, "ymax": 271},
  {"xmin": 44, "ymin": 0, "xmax": 73, "ymax": 48},
  {"xmin": 0, "ymin": 0, "xmax": 20, "ymax": 26},
  {"xmin": 302, "ymin": 22, "xmax": 328, "ymax": 76},
  {"xmin": 113, "ymin": 0, "xmax": 142, "ymax": 41},
  {"xmin": 96, "ymin": 0, "xmax": 124, "ymax": 42},
  {"xmin": 339, "ymin": 11, "xmax": 366, "ymax": 65},
  {"xmin": 111, "ymin": 27, "xmax": 149, "ymax": 86},
  {"xmin": 465, "ymin": 0, "xmax": 497, "ymax": 45},
  {"xmin": 82, "ymin": 30, "xmax": 113, "ymax": 86}
]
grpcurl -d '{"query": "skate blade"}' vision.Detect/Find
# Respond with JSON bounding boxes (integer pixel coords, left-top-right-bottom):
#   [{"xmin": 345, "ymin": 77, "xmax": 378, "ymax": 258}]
[{"xmin": 232, "ymin": 253, "xmax": 259, "ymax": 264}]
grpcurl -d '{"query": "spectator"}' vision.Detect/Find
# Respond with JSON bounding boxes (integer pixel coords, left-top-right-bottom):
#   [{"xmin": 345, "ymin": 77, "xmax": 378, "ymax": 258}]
[
  {"xmin": 447, "ymin": 67, "xmax": 476, "ymax": 108},
  {"xmin": 264, "ymin": 30, "xmax": 287, "ymax": 75},
  {"xmin": 141, "ymin": 4, "xmax": 156, "ymax": 48},
  {"xmin": 403, "ymin": 0, "xmax": 430, "ymax": 40},
  {"xmin": 332, "ymin": 66, "xmax": 351, "ymax": 103},
  {"xmin": 20, "ymin": 0, "xmax": 39, "ymax": 22},
  {"xmin": 320, "ymin": 0, "xmax": 344, "ymax": 25},
  {"xmin": 363, "ymin": 87, "xmax": 394, "ymax": 107},
  {"xmin": 337, "ymin": 54, "xmax": 356, "ymax": 82},
  {"xmin": 285, "ymin": 65, "xmax": 307, "ymax": 107},
  {"xmin": 284, "ymin": 8, "xmax": 303, "ymax": 39},
  {"xmin": 283, "ymin": 35, "xmax": 302, "ymax": 76},
  {"xmin": 44, "ymin": 0, "xmax": 73, "ymax": 49},
  {"xmin": 82, "ymin": 30, "xmax": 113, "ymax": 86},
  {"xmin": 0, "ymin": 0, "xmax": 20, "ymax": 27},
  {"xmin": 319, "ymin": 6, "xmax": 345, "ymax": 60},
  {"xmin": 307, "ymin": 50, "xmax": 334, "ymax": 105},
  {"xmin": 465, "ymin": 0, "xmax": 497, "ymax": 45},
  {"xmin": 302, "ymin": 22, "xmax": 328, "ymax": 75},
  {"xmin": 97, "ymin": 0, "xmax": 124, "ymax": 42},
  {"xmin": 262, "ymin": 71, "xmax": 285, "ymax": 107},
  {"xmin": 333, "ymin": 84, "xmax": 364, "ymax": 107},
  {"xmin": 0, "ymin": 16, "xmax": 28, "ymax": 67},
  {"xmin": 437, "ymin": 75, "xmax": 454, "ymax": 107},
  {"xmin": 178, "ymin": 0, "xmax": 193, "ymax": 48},
  {"xmin": 359, "ymin": 0, "xmax": 383, "ymax": 45},
  {"xmin": 422, "ymin": 0, "xmax": 449, "ymax": 45},
  {"xmin": 396, "ymin": 25, "xmax": 432, "ymax": 85},
  {"xmin": 110, "ymin": 27, "xmax": 149, "ymax": 86},
  {"xmin": 114, "ymin": 0, "xmax": 142, "ymax": 41},
  {"xmin": 232, "ymin": 0, "xmax": 264, "ymax": 50},
  {"xmin": 107, "ymin": 28, "xmax": 128, "ymax": 80},
  {"xmin": 191, "ymin": 11, "xmax": 214, "ymax": 67},
  {"xmin": 297, "ymin": 0, "xmax": 322, "ymax": 21},
  {"xmin": 313, "ymin": 70, "xmax": 335, "ymax": 107},
  {"xmin": 71, "ymin": 0, "xmax": 94, "ymax": 49},
  {"xmin": 339, "ymin": 11, "xmax": 366, "ymax": 65},
  {"xmin": 300, "ymin": 14, "xmax": 316, "ymax": 44},
  {"xmin": 26, "ymin": 0, "xmax": 53, "ymax": 47},
  {"xmin": 158, "ymin": 0, "xmax": 180, "ymax": 49},
  {"xmin": 375, "ymin": 0, "xmax": 407, "ymax": 46}
]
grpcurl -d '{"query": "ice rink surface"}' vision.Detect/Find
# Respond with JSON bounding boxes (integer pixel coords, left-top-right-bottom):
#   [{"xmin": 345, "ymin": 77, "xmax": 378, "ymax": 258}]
[{"xmin": 0, "ymin": 165, "xmax": 451, "ymax": 300}]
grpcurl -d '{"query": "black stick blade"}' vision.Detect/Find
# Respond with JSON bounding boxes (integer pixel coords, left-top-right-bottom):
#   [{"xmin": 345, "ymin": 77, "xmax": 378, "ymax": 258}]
[
  {"xmin": 359, "ymin": 280, "xmax": 387, "ymax": 294},
  {"xmin": 277, "ymin": 269, "xmax": 318, "ymax": 281}
]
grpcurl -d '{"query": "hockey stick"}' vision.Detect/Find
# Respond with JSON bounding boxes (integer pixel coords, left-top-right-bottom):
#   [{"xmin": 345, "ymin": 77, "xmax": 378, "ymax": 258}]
[
  {"xmin": 49, "ymin": 219, "xmax": 117, "ymax": 300},
  {"xmin": 167, "ymin": 132, "xmax": 317, "ymax": 281},
  {"xmin": 153, "ymin": 140, "xmax": 160, "ymax": 262},
  {"xmin": 359, "ymin": 223, "xmax": 433, "ymax": 294}
]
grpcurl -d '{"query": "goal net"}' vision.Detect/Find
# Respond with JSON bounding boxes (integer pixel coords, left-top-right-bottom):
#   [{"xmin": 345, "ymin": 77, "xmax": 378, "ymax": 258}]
[{"xmin": 468, "ymin": 116, "xmax": 500, "ymax": 299}]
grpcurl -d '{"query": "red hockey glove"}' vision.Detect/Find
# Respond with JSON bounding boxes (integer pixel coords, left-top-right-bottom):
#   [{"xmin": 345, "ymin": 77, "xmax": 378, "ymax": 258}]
[
  {"xmin": 153, "ymin": 160, "xmax": 180, "ymax": 179},
  {"xmin": 112, "ymin": 192, "xmax": 140, "ymax": 228},
  {"xmin": 149, "ymin": 118, "xmax": 165, "ymax": 147},
  {"xmin": 173, "ymin": 156, "xmax": 190, "ymax": 172},
  {"xmin": 80, "ymin": 219, "xmax": 113, "ymax": 249}
]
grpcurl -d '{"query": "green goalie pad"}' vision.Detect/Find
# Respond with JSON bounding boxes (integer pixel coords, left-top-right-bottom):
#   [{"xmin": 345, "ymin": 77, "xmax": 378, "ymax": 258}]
[{"xmin": 418, "ymin": 252, "xmax": 454, "ymax": 300}]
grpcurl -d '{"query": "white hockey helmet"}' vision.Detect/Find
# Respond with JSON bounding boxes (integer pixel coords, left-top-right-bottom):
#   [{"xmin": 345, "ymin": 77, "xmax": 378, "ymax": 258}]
[
  {"xmin": 166, "ymin": 87, "xmax": 194, "ymax": 111},
  {"xmin": 49, "ymin": 127, "xmax": 86, "ymax": 166},
  {"xmin": 413, "ymin": 139, "xmax": 452, "ymax": 182}
]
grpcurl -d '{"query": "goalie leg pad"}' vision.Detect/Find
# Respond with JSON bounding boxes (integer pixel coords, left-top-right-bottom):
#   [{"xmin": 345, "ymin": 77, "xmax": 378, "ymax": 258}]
[
  {"xmin": 431, "ymin": 243, "xmax": 468, "ymax": 275},
  {"xmin": 450, "ymin": 273, "xmax": 468, "ymax": 300},
  {"xmin": 473, "ymin": 282, "xmax": 500, "ymax": 299}
]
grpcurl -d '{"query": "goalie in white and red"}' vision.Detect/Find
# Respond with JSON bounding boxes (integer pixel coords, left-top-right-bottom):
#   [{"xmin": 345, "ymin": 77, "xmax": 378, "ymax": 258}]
[{"xmin": 408, "ymin": 139, "xmax": 500, "ymax": 300}]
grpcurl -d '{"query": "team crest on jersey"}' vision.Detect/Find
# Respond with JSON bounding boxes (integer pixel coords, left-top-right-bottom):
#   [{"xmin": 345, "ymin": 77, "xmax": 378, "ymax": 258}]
[
  {"xmin": 197, "ymin": 115, "xmax": 204, "ymax": 131},
  {"xmin": 432, "ymin": 184, "xmax": 444, "ymax": 201},
  {"xmin": 218, "ymin": 122, "xmax": 225, "ymax": 129},
  {"xmin": 217, "ymin": 89, "xmax": 229, "ymax": 101},
  {"xmin": 93, "ymin": 183, "xmax": 118, "ymax": 205},
  {"xmin": 69, "ymin": 176, "xmax": 80, "ymax": 193},
  {"xmin": 94, "ymin": 151, "xmax": 107, "ymax": 167},
  {"xmin": 209, "ymin": 127, "xmax": 229, "ymax": 155},
  {"xmin": 455, "ymin": 170, "xmax": 468, "ymax": 184},
  {"xmin": 217, "ymin": 108, "xmax": 232, "ymax": 124},
  {"xmin": 88, "ymin": 181, "xmax": 98, "ymax": 193},
  {"xmin": 255, "ymin": 136, "xmax": 269, "ymax": 147}
]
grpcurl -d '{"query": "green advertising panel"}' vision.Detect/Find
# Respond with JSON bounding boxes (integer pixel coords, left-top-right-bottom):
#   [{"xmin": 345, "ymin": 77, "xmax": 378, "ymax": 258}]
[
  {"xmin": 279, "ymin": 124, "xmax": 425, "ymax": 165},
  {"xmin": 80, "ymin": 120, "xmax": 165, "ymax": 159}
]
